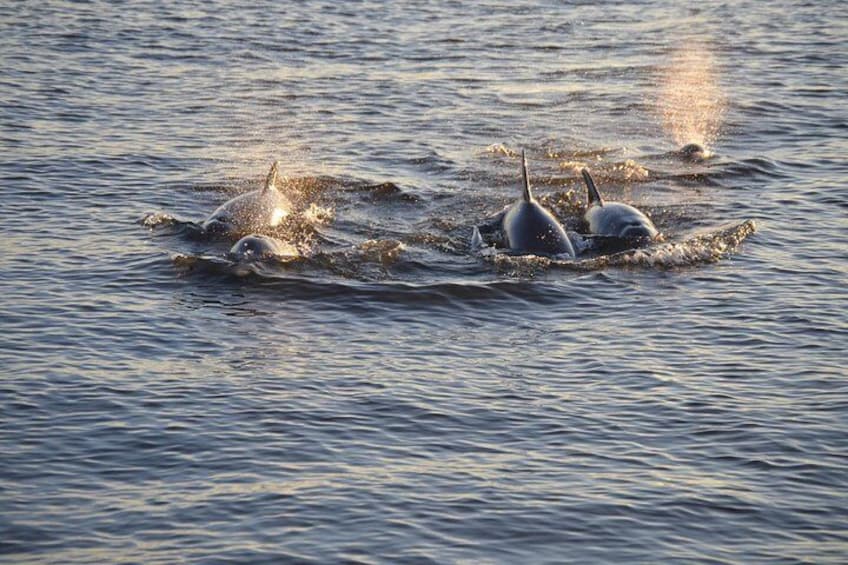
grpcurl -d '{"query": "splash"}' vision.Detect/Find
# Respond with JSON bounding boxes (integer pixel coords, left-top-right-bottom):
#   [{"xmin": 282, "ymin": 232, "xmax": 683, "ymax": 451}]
[
  {"xmin": 559, "ymin": 159, "xmax": 650, "ymax": 183},
  {"xmin": 302, "ymin": 202, "xmax": 335, "ymax": 225},
  {"xmin": 141, "ymin": 211, "xmax": 180, "ymax": 228},
  {"xmin": 485, "ymin": 143, "xmax": 519, "ymax": 158},
  {"xmin": 481, "ymin": 220, "xmax": 756, "ymax": 273},
  {"xmin": 585, "ymin": 220, "xmax": 756, "ymax": 269},
  {"xmin": 611, "ymin": 159, "xmax": 650, "ymax": 181},
  {"xmin": 357, "ymin": 239, "xmax": 406, "ymax": 266},
  {"xmin": 658, "ymin": 42, "xmax": 726, "ymax": 151}
]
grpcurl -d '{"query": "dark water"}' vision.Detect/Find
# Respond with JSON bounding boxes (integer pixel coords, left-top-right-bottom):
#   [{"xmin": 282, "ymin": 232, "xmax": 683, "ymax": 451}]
[{"xmin": 2, "ymin": 1, "xmax": 847, "ymax": 563}]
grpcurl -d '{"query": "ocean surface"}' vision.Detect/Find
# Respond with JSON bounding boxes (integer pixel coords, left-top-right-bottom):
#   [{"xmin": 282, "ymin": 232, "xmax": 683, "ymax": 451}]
[{"xmin": 1, "ymin": 1, "xmax": 846, "ymax": 563}]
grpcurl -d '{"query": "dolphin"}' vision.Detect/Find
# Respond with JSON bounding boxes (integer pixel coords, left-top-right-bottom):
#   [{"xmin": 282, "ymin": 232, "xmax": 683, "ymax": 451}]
[
  {"xmin": 483, "ymin": 150, "xmax": 574, "ymax": 257},
  {"xmin": 227, "ymin": 234, "xmax": 298, "ymax": 261},
  {"xmin": 581, "ymin": 168, "xmax": 659, "ymax": 243},
  {"xmin": 678, "ymin": 142, "xmax": 711, "ymax": 162},
  {"xmin": 203, "ymin": 161, "xmax": 292, "ymax": 235}
]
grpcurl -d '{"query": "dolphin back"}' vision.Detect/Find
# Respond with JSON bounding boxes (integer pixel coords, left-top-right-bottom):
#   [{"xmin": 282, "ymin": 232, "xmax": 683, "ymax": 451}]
[
  {"xmin": 581, "ymin": 168, "xmax": 603, "ymax": 206},
  {"xmin": 500, "ymin": 151, "xmax": 574, "ymax": 257},
  {"xmin": 504, "ymin": 201, "xmax": 574, "ymax": 257}
]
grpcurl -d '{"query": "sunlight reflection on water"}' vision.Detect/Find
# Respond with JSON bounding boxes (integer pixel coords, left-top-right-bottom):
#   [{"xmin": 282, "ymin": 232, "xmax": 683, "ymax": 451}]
[{"xmin": 658, "ymin": 41, "xmax": 726, "ymax": 151}]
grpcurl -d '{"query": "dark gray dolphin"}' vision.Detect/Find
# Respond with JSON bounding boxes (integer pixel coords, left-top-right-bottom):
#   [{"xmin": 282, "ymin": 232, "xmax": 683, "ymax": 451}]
[
  {"xmin": 581, "ymin": 168, "xmax": 659, "ymax": 241},
  {"xmin": 495, "ymin": 151, "xmax": 574, "ymax": 257},
  {"xmin": 228, "ymin": 234, "xmax": 297, "ymax": 261},
  {"xmin": 203, "ymin": 161, "xmax": 293, "ymax": 235}
]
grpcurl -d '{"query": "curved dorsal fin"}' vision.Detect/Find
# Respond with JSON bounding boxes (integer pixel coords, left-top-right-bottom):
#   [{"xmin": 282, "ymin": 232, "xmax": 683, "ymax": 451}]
[
  {"xmin": 264, "ymin": 161, "xmax": 280, "ymax": 192},
  {"xmin": 520, "ymin": 150, "xmax": 532, "ymax": 202},
  {"xmin": 581, "ymin": 168, "xmax": 603, "ymax": 206}
]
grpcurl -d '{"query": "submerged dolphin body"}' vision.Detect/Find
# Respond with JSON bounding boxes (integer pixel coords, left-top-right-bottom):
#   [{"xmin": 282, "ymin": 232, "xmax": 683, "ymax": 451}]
[
  {"xmin": 581, "ymin": 168, "xmax": 659, "ymax": 243},
  {"xmin": 490, "ymin": 151, "xmax": 574, "ymax": 257},
  {"xmin": 203, "ymin": 161, "xmax": 292, "ymax": 235}
]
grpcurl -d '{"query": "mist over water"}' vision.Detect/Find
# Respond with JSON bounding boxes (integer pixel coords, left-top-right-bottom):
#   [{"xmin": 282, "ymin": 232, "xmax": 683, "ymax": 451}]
[
  {"xmin": 659, "ymin": 42, "xmax": 726, "ymax": 151},
  {"xmin": 2, "ymin": 1, "xmax": 847, "ymax": 563}
]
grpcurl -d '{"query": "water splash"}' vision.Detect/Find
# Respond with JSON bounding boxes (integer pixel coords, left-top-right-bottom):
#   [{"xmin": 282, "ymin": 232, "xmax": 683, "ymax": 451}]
[
  {"xmin": 658, "ymin": 42, "xmax": 727, "ymax": 152},
  {"xmin": 302, "ymin": 202, "xmax": 335, "ymax": 225},
  {"xmin": 484, "ymin": 220, "xmax": 756, "ymax": 274},
  {"xmin": 356, "ymin": 239, "xmax": 406, "ymax": 265},
  {"xmin": 585, "ymin": 220, "xmax": 756, "ymax": 269},
  {"xmin": 141, "ymin": 211, "xmax": 179, "ymax": 228},
  {"xmin": 485, "ymin": 143, "xmax": 519, "ymax": 158},
  {"xmin": 559, "ymin": 159, "xmax": 649, "ymax": 182}
]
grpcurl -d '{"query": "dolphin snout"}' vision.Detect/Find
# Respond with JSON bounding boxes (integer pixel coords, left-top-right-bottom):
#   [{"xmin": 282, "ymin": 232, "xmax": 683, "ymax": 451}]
[
  {"xmin": 621, "ymin": 224, "xmax": 656, "ymax": 240},
  {"xmin": 679, "ymin": 142, "xmax": 710, "ymax": 162},
  {"xmin": 203, "ymin": 219, "xmax": 231, "ymax": 235}
]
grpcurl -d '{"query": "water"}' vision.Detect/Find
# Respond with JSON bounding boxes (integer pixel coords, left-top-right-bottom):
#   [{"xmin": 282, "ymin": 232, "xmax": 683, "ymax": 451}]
[{"xmin": 1, "ymin": 1, "xmax": 846, "ymax": 563}]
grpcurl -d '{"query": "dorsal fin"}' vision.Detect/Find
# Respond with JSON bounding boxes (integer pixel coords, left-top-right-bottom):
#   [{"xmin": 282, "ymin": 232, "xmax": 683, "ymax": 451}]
[
  {"xmin": 263, "ymin": 161, "xmax": 280, "ymax": 192},
  {"xmin": 581, "ymin": 168, "xmax": 603, "ymax": 206},
  {"xmin": 520, "ymin": 150, "xmax": 533, "ymax": 202}
]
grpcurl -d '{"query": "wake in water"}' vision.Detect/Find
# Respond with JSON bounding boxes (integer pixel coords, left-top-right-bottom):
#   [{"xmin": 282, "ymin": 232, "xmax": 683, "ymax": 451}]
[{"xmin": 482, "ymin": 220, "xmax": 756, "ymax": 276}]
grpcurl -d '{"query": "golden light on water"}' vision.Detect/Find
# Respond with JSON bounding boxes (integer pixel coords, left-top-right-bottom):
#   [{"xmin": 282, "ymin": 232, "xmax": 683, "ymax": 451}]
[{"xmin": 658, "ymin": 42, "xmax": 726, "ymax": 150}]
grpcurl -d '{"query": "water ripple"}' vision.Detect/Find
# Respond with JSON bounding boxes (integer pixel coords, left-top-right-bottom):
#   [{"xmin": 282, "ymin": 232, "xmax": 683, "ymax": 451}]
[{"xmin": 2, "ymin": 0, "xmax": 847, "ymax": 563}]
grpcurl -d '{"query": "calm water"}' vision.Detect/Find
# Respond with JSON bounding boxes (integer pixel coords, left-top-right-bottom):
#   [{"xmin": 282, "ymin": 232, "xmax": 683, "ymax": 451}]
[{"xmin": 2, "ymin": 1, "xmax": 847, "ymax": 563}]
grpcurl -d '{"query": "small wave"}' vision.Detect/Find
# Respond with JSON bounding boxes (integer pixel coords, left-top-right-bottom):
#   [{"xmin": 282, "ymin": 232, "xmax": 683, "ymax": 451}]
[
  {"xmin": 355, "ymin": 239, "xmax": 406, "ymax": 265},
  {"xmin": 304, "ymin": 239, "xmax": 409, "ymax": 280},
  {"xmin": 302, "ymin": 203, "xmax": 335, "ymax": 225},
  {"xmin": 404, "ymin": 231, "xmax": 466, "ymax": 255},
  {"xmin": 344, "ymin": 181, "xmax": 420, "ymax": 202},
  {"xmin": 171, "ymin": 252, "xmax": 302, "ymax": 278},
  {"xmin": 140, "ymin": 212, "xmax": 205, "ymax": 238},
  {"xmin": 141, "ymin": 211, "xmax": 178, "ymax": 228},
  {"xmin": 541, "ymin": 146, "xmax": 619, "ymax": 161},
  {"xmin": 485, "ymin": 142, "xmax": 618, "ymax": 162},
  {"xmin": 715, "ymin": 158, "xmax": 789, "ymax": 180},
  {"xmin": 559, "ymin": 158, "xmax": 650, "ymax": 182},
  {"xmin": 585, "ymin": 219, "xmax": 756, "ymax": 269},
  {"xmin": 483, "ymin": 220, "xmax": 756, "ymax": 273},
  {"xmin": 485, "ymin": 143, "xmax": 519, "ymax": 158},
  {"xmin": 173, "ymin": 238, "xmax": 407, "ymax": 282}
]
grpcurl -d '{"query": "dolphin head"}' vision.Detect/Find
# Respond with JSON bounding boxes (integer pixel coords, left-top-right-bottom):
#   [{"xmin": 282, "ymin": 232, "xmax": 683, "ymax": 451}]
[
  {"xmin": 679, "ymin": 143, "xmax": 710, "ymax": 162},
  {"xmin": 620, "ymin": 223, "xmax": 657, "ymax": 240},
  {"xmin": 229, "ymin": 234, "xmax": 284, "ymax": 261},
  {"xmin": 202, "ymin": 211, "xmax": 234, "ymax": 235}
]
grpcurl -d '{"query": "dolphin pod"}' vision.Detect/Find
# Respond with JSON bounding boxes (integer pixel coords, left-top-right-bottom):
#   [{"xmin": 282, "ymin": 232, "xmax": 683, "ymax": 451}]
[
  {"xmin": 195, "ymin": 155, "xmax": 663, "ymax": 265},
  {"xmin": 472, "ymin": 151, "xmax": 663, "ymax": 257}
]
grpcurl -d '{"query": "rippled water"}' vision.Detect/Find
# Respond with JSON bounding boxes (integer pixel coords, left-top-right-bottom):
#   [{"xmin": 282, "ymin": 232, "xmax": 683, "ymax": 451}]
[{"xmin": 2, "ymin": 1, "xmax": 847, "ymax": 563}]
